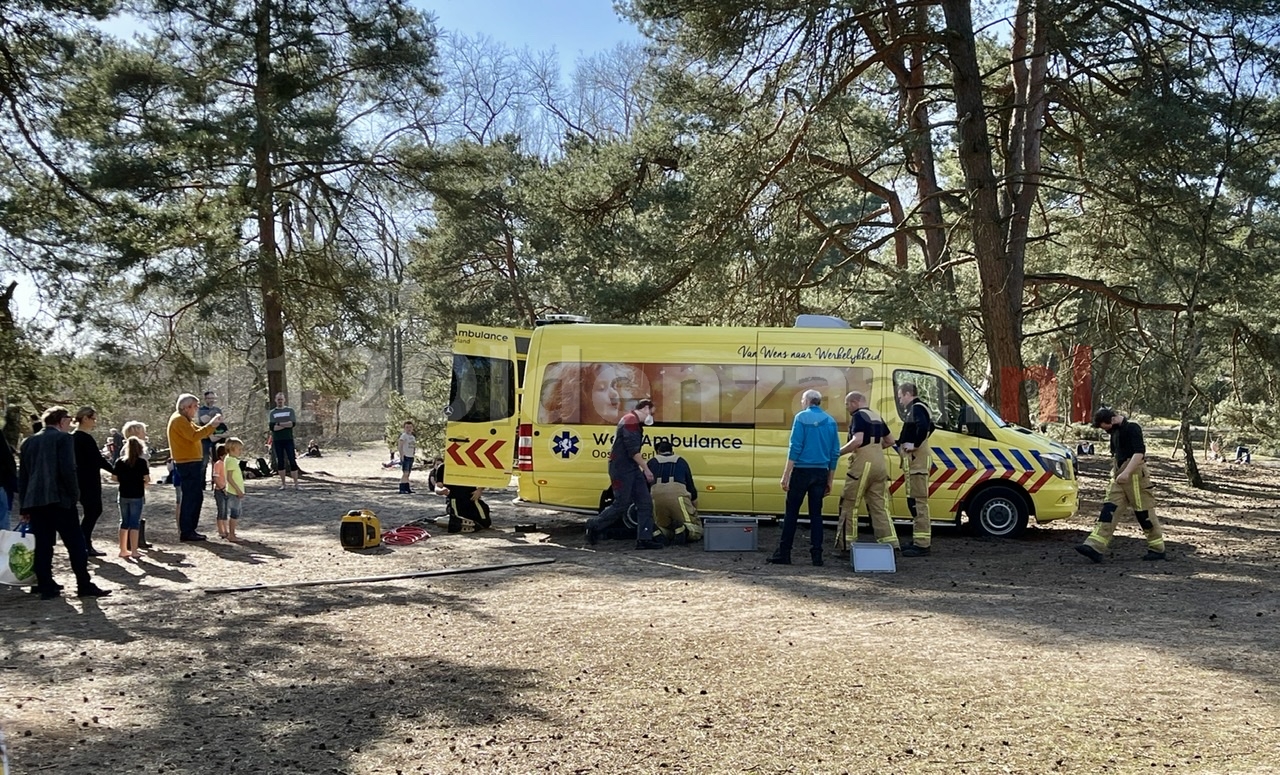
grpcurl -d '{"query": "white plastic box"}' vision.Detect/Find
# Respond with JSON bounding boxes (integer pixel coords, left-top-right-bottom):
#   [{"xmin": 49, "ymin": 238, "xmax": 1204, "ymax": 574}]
[
  {"xmin": 852, "ymin": 543, "xmax": 897, "ymax": 572},
  {"xmin": 702, "ymin": 517, "xmax": 758, "ymax": 551}
]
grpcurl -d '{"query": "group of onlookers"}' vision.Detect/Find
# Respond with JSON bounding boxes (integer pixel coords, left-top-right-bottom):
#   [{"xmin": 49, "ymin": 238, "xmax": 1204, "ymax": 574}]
[{"xmin": 3, "ymin": 389, "xmax": 306, "ymax": 600}]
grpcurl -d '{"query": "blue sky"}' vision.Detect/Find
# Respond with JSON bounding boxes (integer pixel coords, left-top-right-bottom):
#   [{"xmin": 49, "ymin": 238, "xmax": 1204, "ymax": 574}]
[{"xmin": 423, "ymin": 0, "xmax": 643, "ymax": 65}]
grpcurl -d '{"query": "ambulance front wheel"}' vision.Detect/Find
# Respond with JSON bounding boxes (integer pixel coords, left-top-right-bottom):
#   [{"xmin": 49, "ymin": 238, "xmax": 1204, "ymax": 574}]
[{"xmin": 967, "ymin": 485, "xmax": 1029, "ymax": 538}]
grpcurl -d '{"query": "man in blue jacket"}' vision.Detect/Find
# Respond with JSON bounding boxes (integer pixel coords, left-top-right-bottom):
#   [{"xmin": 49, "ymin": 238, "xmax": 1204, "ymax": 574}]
[{"xmin": 768, "ymin": 389, "xmax": 841, "ymax": 567}]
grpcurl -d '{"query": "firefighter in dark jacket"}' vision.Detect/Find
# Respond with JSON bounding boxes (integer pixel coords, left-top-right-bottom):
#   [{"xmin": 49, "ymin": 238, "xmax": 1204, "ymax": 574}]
[
  {"xmin": 647, "ymin": 439, "xmax": 700, "ymax": 544},
  {"xmin": 1076, "ymin": 408, "xmax": 1165, "ymax": 563},
  {"xmin": 896, "ymin": 383, "xmax": 934, "ymax": 556}
]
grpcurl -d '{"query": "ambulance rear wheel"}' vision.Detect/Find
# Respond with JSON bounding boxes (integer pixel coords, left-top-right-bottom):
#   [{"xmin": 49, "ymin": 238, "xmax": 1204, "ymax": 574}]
[
  {"xmin": 622, "ymin": 504, "xmax": 638, "ymax": 530},
  {"xmin": 967, "ymin": 486, "xmax": 1028, "ymax": 538}
]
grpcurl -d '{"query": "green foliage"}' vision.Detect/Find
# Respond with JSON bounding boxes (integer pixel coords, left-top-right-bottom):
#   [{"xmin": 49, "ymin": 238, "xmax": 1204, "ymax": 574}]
[
  {"xmin": 384, "ymin": 389, "xmax": 443, "ymax": 457},
  {"xmin": 10, "ymin": 0, "xmax": 1280, "ymax": 467},
  {"xmin": 1216, "ymin": 400, "xmax": 1279, "ymax": 444}
]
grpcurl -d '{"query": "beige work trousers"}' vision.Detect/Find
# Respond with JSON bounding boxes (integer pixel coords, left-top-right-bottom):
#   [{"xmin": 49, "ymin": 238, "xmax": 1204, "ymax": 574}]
[
  {"xmin": 1083, "ymin": 463, "xmax": 1163, "ymax": 553},
  {"xmin": 836, "ymin": 445, "xmax": 896, "ymax": 550},
  {"xmin": 903, "ymin": 445, "xmax": 931, "ymax": 549}
]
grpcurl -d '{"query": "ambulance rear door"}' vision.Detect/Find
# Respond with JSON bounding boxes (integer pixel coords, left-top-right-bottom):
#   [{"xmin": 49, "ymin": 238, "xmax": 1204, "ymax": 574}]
[{"xmin": 444, "ymin": 324, "xmax": 530, "ymax": 488}]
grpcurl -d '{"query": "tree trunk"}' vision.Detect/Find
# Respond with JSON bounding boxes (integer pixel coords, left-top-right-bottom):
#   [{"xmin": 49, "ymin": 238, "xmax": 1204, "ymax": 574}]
[
  {"xmin": 1177, "ymin": 309, "xmax": 1206, "ymax": 489},
  {"xmin": 941, "ymin": 0, "xmax": 1028, "ymax": 423},
  {"xmin": 1178, "ymin": 411, "xmax": 1204, "ymax": 488},
  {"xmin": 254, "ymin": 0, "xmax": 287, "ymax": 403},
  {"xmin": 905, "ymin": 9, "xmax": 963, "ymax": 368}
]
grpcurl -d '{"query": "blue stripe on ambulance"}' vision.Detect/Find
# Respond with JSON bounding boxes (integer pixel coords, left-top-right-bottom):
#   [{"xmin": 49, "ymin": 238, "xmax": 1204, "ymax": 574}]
[
  {"xmin": 1010, "ymin": 449, "xmax": 1033, "ymax": 470},
  {"xmin": 990, "ymin": 448, "xmax": 1015, "ymax": 471}
]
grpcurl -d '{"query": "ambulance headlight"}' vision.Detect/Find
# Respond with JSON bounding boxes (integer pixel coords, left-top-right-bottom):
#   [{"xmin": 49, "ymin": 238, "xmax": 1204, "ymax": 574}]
[{"xmin": 1043, "ymin": 453, "xmax": 1070, "ymax": 479}]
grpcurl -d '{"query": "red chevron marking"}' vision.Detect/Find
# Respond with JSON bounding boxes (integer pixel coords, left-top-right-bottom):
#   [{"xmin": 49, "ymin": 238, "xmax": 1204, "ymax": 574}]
[
  {"xmin": 483, "ymin": 439, "xmax": 507, "ymax": 469},
  {"xmin": 447, "ymin": 442, "xmax": 465, "ymax": 467},
  {"xmin": 1028, "ymin": 472, "xmax": 1054, "ymax": 493}
]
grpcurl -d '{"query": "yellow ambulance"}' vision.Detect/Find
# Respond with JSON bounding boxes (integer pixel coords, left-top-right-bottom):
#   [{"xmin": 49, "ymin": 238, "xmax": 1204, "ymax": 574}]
[{"xmin": 444, "ymin": 315, "xmax": 1078, "ymax": 537}]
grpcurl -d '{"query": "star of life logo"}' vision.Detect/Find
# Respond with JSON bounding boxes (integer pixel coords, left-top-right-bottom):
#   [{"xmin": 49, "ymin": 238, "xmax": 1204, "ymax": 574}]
[{"xmin": 552, "ymin": 430, "xmax": 580, "ymax": 459}]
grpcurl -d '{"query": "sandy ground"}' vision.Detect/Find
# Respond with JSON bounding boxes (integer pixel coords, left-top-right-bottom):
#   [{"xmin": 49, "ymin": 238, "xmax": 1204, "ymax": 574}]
[{"xmin": 1, "ymin": 444, "xmax": 1278, "ymax": 774}]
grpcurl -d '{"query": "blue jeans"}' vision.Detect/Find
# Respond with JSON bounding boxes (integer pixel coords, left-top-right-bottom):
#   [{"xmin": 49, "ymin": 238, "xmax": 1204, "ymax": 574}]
[
  {"xmin": 118, "ymin": 497, "xmax": 144, "ymax": 530},
  {"xmin": 177, "ymin": 461, "xmax": 205, "ymax": 536},
  {"xmin": 202, "ymin": 438, "xmax": 222, "ymax": 486},
  {"xmin": 776, "ymin": 467, "xmax": 829, "ymax": 558}
]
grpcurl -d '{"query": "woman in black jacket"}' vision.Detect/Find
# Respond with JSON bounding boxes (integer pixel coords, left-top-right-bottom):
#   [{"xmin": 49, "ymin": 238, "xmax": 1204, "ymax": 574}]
[
  {"xmin": 72, "ymin": 407, "xmax": 115, "ymax": 556},
  {"xmin": 0, "ymin": 430, "xmax": 16, "ymax": 531}
]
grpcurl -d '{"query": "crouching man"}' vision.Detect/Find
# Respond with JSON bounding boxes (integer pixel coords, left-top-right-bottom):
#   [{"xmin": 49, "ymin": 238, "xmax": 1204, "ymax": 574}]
[
  {"xmin": 647, "ymin": 439, "xmax": 701, "ymax": 545},
  {"xmin": 432, "ymin": 461, "xmax": 492, "ymax": 533}
]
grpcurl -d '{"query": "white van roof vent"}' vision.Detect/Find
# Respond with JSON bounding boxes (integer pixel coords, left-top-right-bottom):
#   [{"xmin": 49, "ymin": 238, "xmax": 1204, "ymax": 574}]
[
  {"xmin": 536, "ymin": 313, "xmax": 590, "ymax": 326},
  {"xmin": 860, "ymin": 320, "xmax": 885, "ymax": 330},
  {"xmin": 794, "ymin": 314, "xmax": 852, "ymax": 329}
]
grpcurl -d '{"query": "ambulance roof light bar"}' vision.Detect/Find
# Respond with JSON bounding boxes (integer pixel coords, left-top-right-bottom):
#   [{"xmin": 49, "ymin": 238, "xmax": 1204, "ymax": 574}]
[
  {"xmin": 536, "ymin": 313, "xmax": 590, "ymax": 326},
  {"xmin": 794, "ymin": 314, "xmax": 852, "ymax": 329}
]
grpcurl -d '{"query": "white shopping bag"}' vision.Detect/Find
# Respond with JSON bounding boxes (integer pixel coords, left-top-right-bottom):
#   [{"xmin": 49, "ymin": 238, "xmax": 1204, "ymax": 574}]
[{"xmin": 0, "ymin": 526, "xmax": 37, "ymax": 586}]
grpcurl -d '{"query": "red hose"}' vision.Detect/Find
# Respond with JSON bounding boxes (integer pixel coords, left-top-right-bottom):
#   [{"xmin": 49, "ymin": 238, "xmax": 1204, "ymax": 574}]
[{"xmin": 381, "ymin": 525, "xmax": 431, "ymax": 545}]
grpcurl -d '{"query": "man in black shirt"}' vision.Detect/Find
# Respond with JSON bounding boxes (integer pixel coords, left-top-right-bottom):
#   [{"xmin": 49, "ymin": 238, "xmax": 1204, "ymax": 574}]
[
  {"xmin": 1076, "ymin": 408, "xmax": 1165, "ymax": 563},
  {"xmin": 836, "ymin": 391, "xmax": 897, "ymax": 552},
  {"xmin": 896, "ymin": 383, "xmax": 934, "ymax": 557}
]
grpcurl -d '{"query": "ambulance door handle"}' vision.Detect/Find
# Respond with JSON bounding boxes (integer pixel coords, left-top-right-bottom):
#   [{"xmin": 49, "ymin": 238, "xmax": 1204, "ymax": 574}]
[{"xmin": 448, "ymin": 437, "xmax": 470, "ymax": 443}]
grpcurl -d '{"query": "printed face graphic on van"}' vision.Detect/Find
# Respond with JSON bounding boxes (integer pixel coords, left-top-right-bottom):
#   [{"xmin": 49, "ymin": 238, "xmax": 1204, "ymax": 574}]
[
  {"xmin": 589, "ymin": 365, "xmax": 622, "ymax": 421},
  {"xmin": 537, "ymin": 362, "xmax": 872, "ymax": 428},
  {"xmin": 539, "ymin": 362, "xmax": 650, "ymax": 426}
]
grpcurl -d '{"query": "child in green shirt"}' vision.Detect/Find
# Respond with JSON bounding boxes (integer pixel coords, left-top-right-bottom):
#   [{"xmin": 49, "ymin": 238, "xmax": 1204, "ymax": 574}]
[{"xmin": 224, "ymin": 438, "xmax": 247, "ymax": 542}]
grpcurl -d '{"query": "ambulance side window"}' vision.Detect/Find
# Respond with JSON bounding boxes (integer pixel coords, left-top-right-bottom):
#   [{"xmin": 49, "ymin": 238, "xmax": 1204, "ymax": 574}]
[
  {"xmin": 892, "ymin": 371, "xmax": 947, "ymax": 429},
  {"xmin": 447, "ymin": 355, "xmax": 515, "ymax": 423},
  {"xmin": 892, "ymin": 370, "xmax": 996, "ymax": 440},
  {"xmin": 946, "ymin": 387, "xmax": 996, "ymax": 441}
]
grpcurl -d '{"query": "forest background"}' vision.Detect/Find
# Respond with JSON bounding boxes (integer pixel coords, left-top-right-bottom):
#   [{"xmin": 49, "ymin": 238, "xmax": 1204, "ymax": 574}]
[{"xmin": 2, "ymin": 0, "xmax": 1280, "ymax": 489}]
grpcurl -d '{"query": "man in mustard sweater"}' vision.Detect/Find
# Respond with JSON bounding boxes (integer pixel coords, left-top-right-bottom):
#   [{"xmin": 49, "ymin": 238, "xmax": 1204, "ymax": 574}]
[{"xmin": 168, "ymin": 393, "xmax": 222, "ymax": 541}]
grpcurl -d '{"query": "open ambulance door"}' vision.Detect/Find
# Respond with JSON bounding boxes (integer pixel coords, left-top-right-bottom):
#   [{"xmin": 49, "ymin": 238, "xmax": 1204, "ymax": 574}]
[{"xmin": 444, "ymin": 324, "xmax": 530, "ymax": 488}]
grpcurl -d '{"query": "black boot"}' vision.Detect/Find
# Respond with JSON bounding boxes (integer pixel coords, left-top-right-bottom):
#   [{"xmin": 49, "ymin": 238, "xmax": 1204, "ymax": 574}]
[
  {"xmin": 138, "ymin": 518, "xmax": 152, "ymax": 549},
  {"xmin": 811, "ymin": 549, "xmax": 824, "ymax": 567},
  {"xmin": 766, "ymin": 553, "xmax": 791, "ymax": 565}
]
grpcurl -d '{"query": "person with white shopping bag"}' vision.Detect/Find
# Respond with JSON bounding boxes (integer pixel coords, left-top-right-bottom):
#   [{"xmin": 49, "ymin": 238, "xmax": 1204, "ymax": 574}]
[
  {"xmin": 0, "ymin": 428, "xmax": 32, "ymax": 587},
  {"xmin": 0, "ymin": 522, "xmax": 36, "ymax": 586},
  {"xmin": 16, "ymin": 407, "xmax": 110, "ymax": 599}
]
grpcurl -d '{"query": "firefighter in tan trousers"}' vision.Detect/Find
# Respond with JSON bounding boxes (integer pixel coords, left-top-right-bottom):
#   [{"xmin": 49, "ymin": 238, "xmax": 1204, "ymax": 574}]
[
  {"xmin": 646, "ymin": 439, "xmax": 701, "ymax": 545},
  {"xmin": 1076, "ymin": 407, "xmax": 1166, "ymax": 562},
  {"xmin": 835, "ymin": 391, "xmax": 898, "ymax": 552},
  {"xmin": 896, "ymin": 383, "xmax": 934, "ymax": 557}
]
